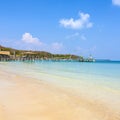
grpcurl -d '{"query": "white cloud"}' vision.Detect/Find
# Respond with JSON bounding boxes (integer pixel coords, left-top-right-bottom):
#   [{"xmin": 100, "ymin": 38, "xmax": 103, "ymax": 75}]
[
  {"xmin": 66, "ymin": 32, "xmax": 79, "ymax": 39},
  {"xmin": 112, "ymin": 0, "xmax": 120, "ymax": 6},
  {"xmin": 66, "ymin": 32, "xmax": 87, "ymax": 40},
  {"xmin": 59, "ymin": 12, "xmax": 93, "ymax": 29},
  {"xmin": 22, "ymin": 33, "xmax": 42, "ymax": 45},
  {"xmin": 51, "ymin": 42, "xmax": 63, "ymax": 51}
]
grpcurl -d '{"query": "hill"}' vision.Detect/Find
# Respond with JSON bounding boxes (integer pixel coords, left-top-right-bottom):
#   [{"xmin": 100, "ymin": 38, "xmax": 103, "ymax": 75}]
[{"xmin": 0, "ymin": 45, "xmax": 82, "ymax": 60}]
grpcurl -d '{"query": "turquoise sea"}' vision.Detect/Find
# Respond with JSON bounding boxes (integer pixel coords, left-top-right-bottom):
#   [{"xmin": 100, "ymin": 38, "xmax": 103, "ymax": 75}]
[{"xmin": 0, "ymin": 61, "xmax": 120, "ymax": 110}]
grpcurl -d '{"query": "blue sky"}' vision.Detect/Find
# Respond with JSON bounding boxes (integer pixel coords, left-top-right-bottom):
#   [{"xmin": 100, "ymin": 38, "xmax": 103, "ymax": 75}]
[{"xmin": 0, "ymin": 0, "xmax": 120, "ymax": 60}]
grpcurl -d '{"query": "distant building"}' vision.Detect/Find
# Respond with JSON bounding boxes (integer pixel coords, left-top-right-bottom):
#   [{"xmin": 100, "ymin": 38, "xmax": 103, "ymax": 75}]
[
  {"xmin": 0, "ymin": 51, "xmax": 10, "ymax": 55},
  {"xmin": 0, "ymin": 51, "xmax": 11, "ymax": 61},
  {"xmin": 87, "ymin": 54, "xmax": 95, "ymax": 62}
]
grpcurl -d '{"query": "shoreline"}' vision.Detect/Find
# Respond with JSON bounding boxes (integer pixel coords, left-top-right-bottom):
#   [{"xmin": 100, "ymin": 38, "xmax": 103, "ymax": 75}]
[{"xmin": 0, "ymin": 69, "xmax": 119, "ymax": 120}]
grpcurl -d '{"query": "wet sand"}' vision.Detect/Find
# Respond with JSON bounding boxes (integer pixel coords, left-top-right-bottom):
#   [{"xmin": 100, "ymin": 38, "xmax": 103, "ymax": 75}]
[{"xmin": 0, "ymin": 70, "xmax": 119, "ymax": 120}]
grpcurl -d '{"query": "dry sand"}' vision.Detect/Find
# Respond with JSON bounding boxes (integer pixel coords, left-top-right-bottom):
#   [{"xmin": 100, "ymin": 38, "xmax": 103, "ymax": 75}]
[{"xmin": 0, "ymin": 70, "xmax": 119, "ymax": 120}]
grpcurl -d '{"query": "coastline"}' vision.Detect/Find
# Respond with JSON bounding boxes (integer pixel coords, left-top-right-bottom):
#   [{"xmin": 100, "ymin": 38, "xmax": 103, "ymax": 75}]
[{"xmin": 0, "ymin": 68, "xmax": 119, "ymax": 120}]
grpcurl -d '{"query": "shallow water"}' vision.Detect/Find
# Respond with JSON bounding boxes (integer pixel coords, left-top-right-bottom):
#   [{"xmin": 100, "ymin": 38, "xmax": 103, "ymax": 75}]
[{"xmin": 0, "ymin": 61, "xmax": 120, "ymax": 110}]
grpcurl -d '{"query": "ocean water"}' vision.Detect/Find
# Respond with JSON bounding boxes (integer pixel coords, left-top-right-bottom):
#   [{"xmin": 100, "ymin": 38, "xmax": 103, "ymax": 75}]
[{"xmin": 0, "ymin": 61, "xmax": 120, "ymax": 110}]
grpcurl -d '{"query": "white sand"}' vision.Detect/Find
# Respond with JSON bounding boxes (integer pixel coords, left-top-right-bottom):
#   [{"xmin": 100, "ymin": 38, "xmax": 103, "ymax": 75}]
[{"xmin": 0, "ymin": 70, "xmax": 119, "ymax": 120}]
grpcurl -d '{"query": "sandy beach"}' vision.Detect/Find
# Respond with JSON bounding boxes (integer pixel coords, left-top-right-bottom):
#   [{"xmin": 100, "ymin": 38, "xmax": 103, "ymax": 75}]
[
  {"xmin": 1, "ymin": 0, "xmax": 120, "ymax": 119},
  {"xmin": 0, "ymin": 69, "xmax": 119, "ymax": 120}
]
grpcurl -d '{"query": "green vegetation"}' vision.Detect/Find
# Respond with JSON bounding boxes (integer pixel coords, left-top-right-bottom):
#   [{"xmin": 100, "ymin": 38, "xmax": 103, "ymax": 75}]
[
  {"xmin": 0, "ymin": 45, "xmax": 95, "ymax": 62},
  {"xmin": 0, "ymin": 45, "xmax": 81, "ymax": 60}
]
